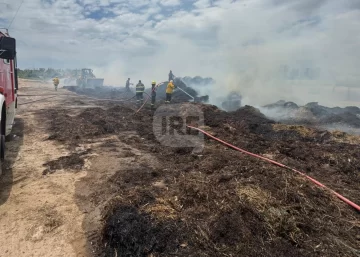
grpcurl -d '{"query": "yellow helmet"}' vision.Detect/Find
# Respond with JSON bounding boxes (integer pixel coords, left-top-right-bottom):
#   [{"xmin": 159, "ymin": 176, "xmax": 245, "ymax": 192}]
[{"xmin": 152, "ymin": 81, "xmax": 156, "ymax": 84}]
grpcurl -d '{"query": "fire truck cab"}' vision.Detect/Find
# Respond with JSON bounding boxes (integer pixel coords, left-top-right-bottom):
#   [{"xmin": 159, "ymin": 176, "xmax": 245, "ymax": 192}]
[{"xmin": 0, "ymin": 30, "xmax": 18, "ymax": 161}]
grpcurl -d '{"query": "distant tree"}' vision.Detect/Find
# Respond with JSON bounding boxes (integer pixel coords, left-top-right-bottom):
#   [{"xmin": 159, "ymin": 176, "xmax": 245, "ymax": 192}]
[{"xmin": 17, "ymin": 68, "xmax": 93, "ymax": 80}]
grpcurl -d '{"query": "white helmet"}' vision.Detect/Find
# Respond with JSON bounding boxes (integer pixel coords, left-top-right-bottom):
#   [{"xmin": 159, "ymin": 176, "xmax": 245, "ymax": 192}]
[{"xmin": 170, "ymin": 80, "xmax": 173, "ymax": 83}]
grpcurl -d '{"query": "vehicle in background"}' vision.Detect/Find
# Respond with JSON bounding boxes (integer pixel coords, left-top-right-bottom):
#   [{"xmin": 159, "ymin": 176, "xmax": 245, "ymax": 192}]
[
  {"xmin": 0, "ymin": 29, "xmax": 18, "ymax": 162},
  {"xmin": 76, "ymin": 68, "xmax": 104, "ymax": 88}
]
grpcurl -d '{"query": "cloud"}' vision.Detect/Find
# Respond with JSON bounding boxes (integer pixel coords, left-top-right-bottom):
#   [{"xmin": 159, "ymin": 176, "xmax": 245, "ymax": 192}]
[
  {"xmin": 159, "ymin": 0, "xmax": 181, "ymax": 7},
  {"xmin": 193, "ymin": 0, "xmax": 211, "ymax": 9},
  {"xmin": 1, "ymin": 0, "xmax": 360, "ymax": 107},
  {"xmin": 271, "ymin": 0, "xmax": 329, "ymax": 13}
]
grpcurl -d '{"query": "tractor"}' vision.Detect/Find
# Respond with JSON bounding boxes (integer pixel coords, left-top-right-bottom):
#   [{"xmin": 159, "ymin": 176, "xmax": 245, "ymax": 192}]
[{"xmin": 76, "ymin": 68, "xmax": 104, "ymax": 88}]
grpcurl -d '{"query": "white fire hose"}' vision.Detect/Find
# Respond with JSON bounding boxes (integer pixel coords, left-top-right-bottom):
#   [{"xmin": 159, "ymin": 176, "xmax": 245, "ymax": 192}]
[{"xmin": 173, "ymin": 76, "xmax": 195, "ymax": 101}]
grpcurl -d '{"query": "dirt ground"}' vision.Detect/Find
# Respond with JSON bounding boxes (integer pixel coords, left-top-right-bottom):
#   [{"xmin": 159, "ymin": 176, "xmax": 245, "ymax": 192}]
[
  {"xmin": 0, "ymin": 80, "xmax": 92, "ymax": 256},
  {"xmin": 0, "ymin": 80, "xmax": 359, "ymax": 257}
]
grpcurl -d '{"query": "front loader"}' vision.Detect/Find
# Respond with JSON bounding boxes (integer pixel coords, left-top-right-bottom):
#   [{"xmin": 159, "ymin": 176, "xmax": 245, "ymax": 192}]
[{"xmin": 76, "ymin": 68, "xmax": 104, "ymax": 88}]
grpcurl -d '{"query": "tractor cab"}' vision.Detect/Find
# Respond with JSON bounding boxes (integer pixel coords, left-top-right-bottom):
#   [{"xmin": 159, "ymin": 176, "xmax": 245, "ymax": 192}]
[{"xmin": 81, "ymin": 68, "xmax": 95, "ymax": 79}]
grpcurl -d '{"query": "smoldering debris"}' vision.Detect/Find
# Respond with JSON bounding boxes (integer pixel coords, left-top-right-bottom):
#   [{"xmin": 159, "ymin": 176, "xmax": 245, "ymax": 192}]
[
  {"xmin": 151, "ymin": 78, "xmax": 210, "ymax": 103},
  {"xmin": 37, "ymin": 91, "xmax": 360, "ymax": 256},
  {"xmin": 52, "ymin": 103, "xmax": 359, "ymax": 257},
  {"xmin": 180, "ymin": 76, "xmax": 215, "ymax": 87},
  {"xmin": 63, "ymin": 78, "xmax": 210, "ymax": 103},
  {"xmin": 221, "ymin": 91, "xmax": 242, "ymax": 112},
  {"xmin": 261, "ymin": 101, "xmax": 360, "ymax": 134}
]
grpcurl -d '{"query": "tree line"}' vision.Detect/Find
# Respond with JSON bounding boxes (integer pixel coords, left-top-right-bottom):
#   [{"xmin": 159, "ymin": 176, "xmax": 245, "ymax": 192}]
[{"xmin": 17, "ymin": 68, "xmax": 83, "ymax": 80}]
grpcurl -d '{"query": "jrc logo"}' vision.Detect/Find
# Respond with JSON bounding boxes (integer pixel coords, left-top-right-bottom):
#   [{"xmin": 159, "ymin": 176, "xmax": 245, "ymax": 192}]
[{"xmin": 153, "ymin": 104, "xmax": 204, "ymax": 153}]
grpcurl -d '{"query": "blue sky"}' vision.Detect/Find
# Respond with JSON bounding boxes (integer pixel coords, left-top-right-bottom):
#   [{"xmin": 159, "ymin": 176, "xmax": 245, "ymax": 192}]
[{"xmin": 0, "ymin": 0, "xmax": 360, "ymax": 105}]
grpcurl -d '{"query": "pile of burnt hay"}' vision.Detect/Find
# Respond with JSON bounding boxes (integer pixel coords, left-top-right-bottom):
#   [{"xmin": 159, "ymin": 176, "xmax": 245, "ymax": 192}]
[
  {"xmin": 43, "ymin": 101, "xmax": 359, "ymax": 256},
  {"xmin": 95, "ymin": 143, "xmax": 359, "ymax": 257},
  {"xmin": 42, "ymin": 150, "xmax": 91, "ymax": 175},
  {"xmin": 262, "ymin": 101, "xmax": 360, "ymax": 130},
  {"xmin": 101, "ymin": 205, "xmax": 187, "ymax": 257},
  {"xmin": 42, "ymin": 153, "xmax": 84, "ymax": 175},
  {"xmin": 40, "ymin": 105, "xmax": 137, "ymax": 144},
  {"xmin": 98, "ymin": 105, "xmax": 359, "ymax": 256}
]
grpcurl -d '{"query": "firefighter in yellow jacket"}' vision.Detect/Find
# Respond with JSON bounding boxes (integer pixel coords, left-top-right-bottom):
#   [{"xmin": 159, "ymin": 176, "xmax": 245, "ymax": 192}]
[
  {"xmin": 53, "ymin": 77, "xmax": 59, "ymax": 91},
  {"xmin": 165, "ymin": 80, "xmax": 175, "ymax": 103}
]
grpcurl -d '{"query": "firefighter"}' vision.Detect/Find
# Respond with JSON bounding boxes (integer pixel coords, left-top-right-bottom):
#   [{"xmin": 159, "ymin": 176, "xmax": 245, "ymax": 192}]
[
  {"xmin": 165, "ymin": 80, "xmax": 175, "ymax": 103},
  {"xmin": 136, "ymin": 80, "xmax": 145, "ymax": 106},
  {"xmin": 151, "ymin": 81, "xmax": 156, "ymax": 109},
  {"xmin": 125, "ymin": 78, "xmax": 133, "ymax": 92},
  {"xmin": 168, "ymin": 70, "xmax": 174, "ymax": 81},
  {"xmin": 76, "ymin": 75, "xmax": 81, "ymax": 87},
  {"xmin": 53, "ymin": 77, "xmax": 59, "ymax": 91}
]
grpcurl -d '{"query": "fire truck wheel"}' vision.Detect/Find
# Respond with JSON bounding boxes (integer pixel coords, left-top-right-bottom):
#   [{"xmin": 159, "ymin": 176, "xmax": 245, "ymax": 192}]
[{"xmin": 0, "ymin": 135, "xmax": 5, "ymax": 160}]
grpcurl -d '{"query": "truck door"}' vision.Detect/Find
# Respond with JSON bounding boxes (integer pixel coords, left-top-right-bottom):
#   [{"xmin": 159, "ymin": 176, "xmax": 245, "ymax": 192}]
[
  {"xmin": 3, "ymin": 58, "xmax": 13, "ymax": 105},
  {"xmin": 0, "ymin": 59, "xmax": 6, "ymax": 98}
]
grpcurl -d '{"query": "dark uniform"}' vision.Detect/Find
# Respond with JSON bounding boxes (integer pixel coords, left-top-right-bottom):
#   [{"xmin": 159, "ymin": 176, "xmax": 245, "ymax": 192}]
[
  {"xmin": 168, "ymin": 70, "xmax": 174, "ymax": 81},
  {"xmin": 136, "ymin": 80, "xmax": 145, "ymax": 106},
  {"xmin": 125, "ymin": 78, "xmax": 131, "ymax": 91},
  {"xmin": 151, "ymin": 81, "xmax": 156, "ymax": 109}
]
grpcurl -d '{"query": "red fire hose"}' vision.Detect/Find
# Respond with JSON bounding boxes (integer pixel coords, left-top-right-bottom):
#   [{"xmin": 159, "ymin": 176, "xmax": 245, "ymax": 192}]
[{"xmin": 187, "ymin": 125, "xmax": 360, "ymax": 212}]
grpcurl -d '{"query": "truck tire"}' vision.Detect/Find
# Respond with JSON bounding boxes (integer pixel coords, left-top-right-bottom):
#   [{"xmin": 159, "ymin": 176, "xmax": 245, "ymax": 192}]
[
  {"xmin": 0, "ymin": 135, "xmax": 4, "ymax": 160},
  {"xmin": 0, "ymin": 101, "xmax": 4, "ymax": 161}
]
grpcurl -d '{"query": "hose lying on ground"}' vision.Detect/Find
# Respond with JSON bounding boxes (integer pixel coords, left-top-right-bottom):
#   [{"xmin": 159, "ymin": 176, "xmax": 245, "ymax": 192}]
[
  {"xmin": 187, "ymin": 125, "xmax": 360, "ymax": 212},
  {"xmin": 135, "ymin": 81, "xmax": 168, "ymax": 113},
  {"xmin": 18, "ymin": 96, "xmax": 58, "ymax": 106},
  {"xmin": 18, "ymin": 94, "xmax": 74, "ymax": 97},
  {"xmin": 18, "ymin": 93, "xmax": 137, "ymax": 106},
  {"xmin": 74, "ymin": 93, "xmax": 136, "ymax": 102}
]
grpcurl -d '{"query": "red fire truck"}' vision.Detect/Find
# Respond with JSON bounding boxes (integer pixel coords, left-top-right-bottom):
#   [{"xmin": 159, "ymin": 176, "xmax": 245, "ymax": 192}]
[{"xmin": 0, "ymin": 29, "xmax": 18, "ymax": 162}]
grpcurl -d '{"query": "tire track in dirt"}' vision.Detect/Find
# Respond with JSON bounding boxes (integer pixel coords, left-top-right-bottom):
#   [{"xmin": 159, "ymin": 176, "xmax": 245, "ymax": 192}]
[{"xmin": 0, "ymin": 80, "xmax": 95, "ymax": 257}]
